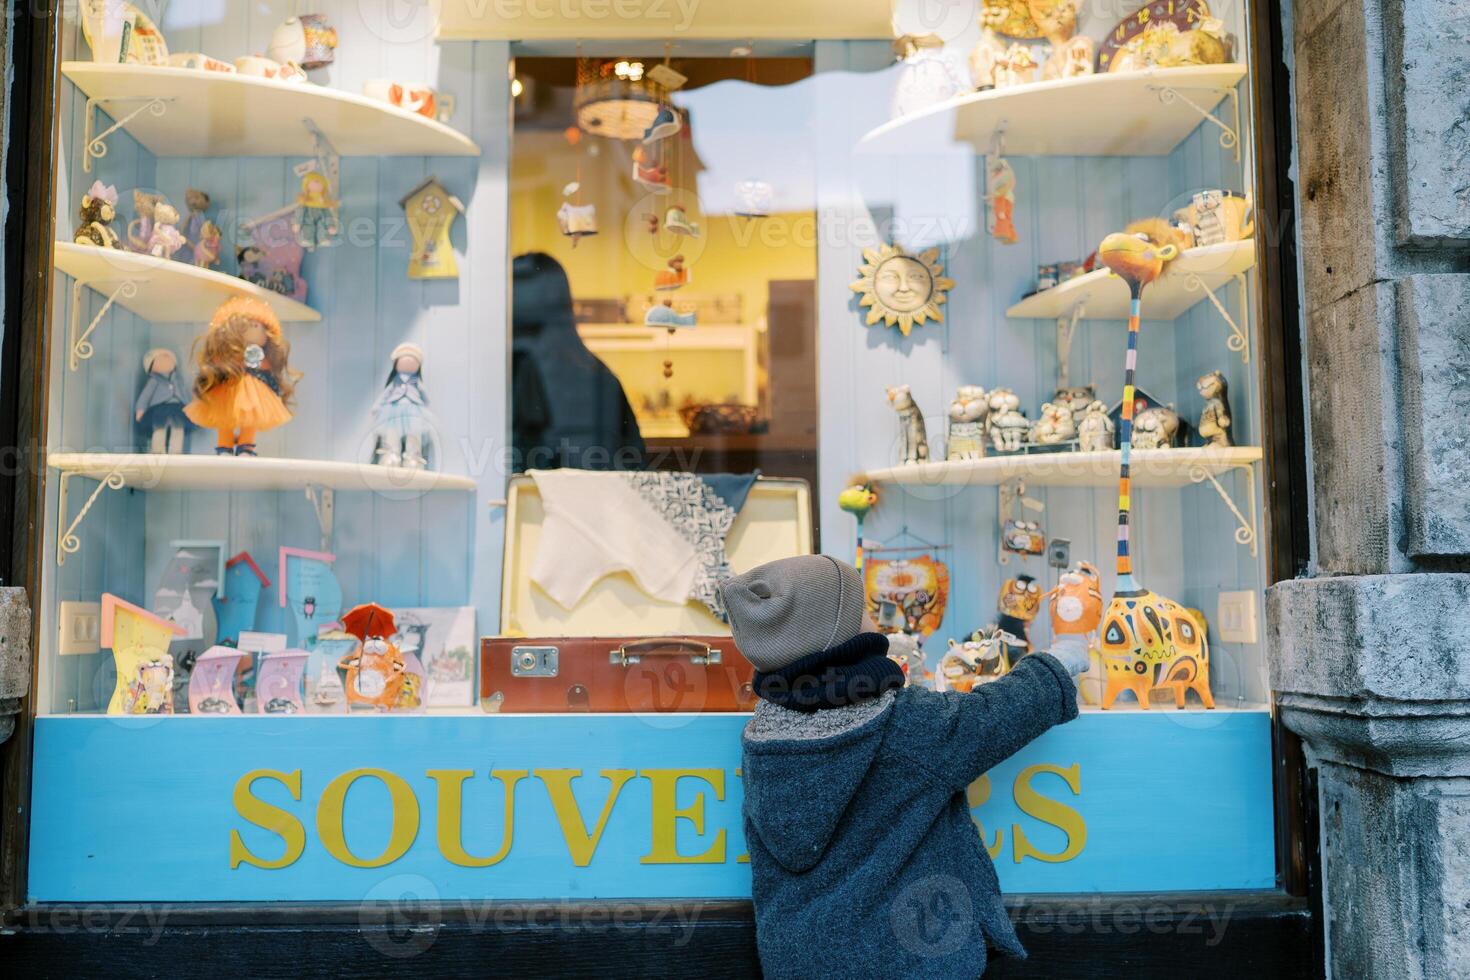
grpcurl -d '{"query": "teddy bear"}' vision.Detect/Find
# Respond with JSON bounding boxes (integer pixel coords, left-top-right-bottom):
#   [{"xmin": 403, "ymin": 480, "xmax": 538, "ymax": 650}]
[
  {"xmin": 946, "ymin": 384, "xmax": 988, "ymax": 461},
  {"xmin": 146, "ymin": 199, "xmax": 187, "ymax": 259},
  {"xmin": 74, "ymin": 180, "xmax": 121, "ymax": 248},
  {"xmin": 1132, "ymin": 404, "xmax": 1181, "ymax": 449},
  {"xmin": 1077, "ymin": 399, "xmax": 1115, "ymax": 451},
  {"xmin": 1031, "ymin": 401, "xmax": 1077, "ymax": 445}
]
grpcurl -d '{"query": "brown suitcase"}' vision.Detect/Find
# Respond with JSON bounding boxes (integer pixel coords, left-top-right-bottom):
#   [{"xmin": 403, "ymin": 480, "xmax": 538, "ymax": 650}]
[
  {"xmin": 481, "ymin": 474, "xmax": 812, "ymax": 714},
  {"xmin": 480, "ymin": 636, "xmax": 755, "ymax": 712}
]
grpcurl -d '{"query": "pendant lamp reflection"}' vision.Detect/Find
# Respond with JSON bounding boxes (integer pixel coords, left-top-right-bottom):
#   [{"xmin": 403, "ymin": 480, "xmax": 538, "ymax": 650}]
[
  {"xmin": 734, "ymin": 179, "xmax": 773, "ymax": 219},
  {"xmin": 575, "ymin": 57, "xmax": 668, "ymax": 140}
]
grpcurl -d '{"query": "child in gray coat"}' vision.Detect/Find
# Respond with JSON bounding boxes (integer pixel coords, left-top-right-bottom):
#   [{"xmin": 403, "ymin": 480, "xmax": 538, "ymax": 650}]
[{"xmin": 723, "ymin": 554, "xmax": 1089, "ymax": 980}]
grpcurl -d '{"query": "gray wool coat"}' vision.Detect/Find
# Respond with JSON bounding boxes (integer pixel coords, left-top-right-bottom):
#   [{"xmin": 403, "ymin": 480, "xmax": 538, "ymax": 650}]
[{"xmin": 741, "ymin": 652, "xmax": 1080, "ymax": 980}]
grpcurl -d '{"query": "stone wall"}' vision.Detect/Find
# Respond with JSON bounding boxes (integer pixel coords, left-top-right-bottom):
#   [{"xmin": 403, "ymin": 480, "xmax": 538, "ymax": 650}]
[{"xmin": 1272, "ymin": 0, "xmax": 1470, "ymax": 975}]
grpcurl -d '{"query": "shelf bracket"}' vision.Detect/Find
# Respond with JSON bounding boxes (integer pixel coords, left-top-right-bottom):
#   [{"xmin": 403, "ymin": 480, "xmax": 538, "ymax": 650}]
[
  {"xmin": 69, "ymin": 277, "xmax": 142, "ymax": 371},
  {"xmin": 83, "ymin": 96, "xmax": 173, "ymax": 173},
  {"xmin": 1183, "ymin": 272, "xmax": 1249, "ymax": 364},
  {"xmin": 1147, "ymin": 85, "xmax": 1240, "ymax": 162},
  {"xmin": 1188, "ymin": 464, "xmax": 1258, "ymax": 557},
  {"xmin": 57, "ymin": 468, "xmax": 127, "ymax": 566},
  {"xmin": 1055, "ymin": 301, "xmax": 1085, "ymax": 389},
  {"xmin": 305, "ymin": 485, "xmax": 334, "ymax": 551}
]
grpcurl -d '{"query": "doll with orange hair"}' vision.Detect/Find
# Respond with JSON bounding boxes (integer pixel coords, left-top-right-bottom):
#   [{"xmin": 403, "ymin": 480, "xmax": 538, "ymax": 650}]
[{"xmin": 184, "ymin": 297, "xmax": 298, "ymax": 456}]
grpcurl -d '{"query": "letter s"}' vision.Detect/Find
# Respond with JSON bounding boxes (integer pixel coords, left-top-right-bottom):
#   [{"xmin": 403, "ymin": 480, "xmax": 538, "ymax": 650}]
[{"xmin": 230, "ymin": 769, "xmax": 305, "ymax": 870}]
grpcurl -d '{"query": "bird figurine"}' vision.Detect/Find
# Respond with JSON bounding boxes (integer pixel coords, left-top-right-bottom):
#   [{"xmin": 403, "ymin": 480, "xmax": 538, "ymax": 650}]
[
  {"xmin": 838, "ymin": 480, "xmax": 879, "ymax": 572},
  {"xmin": 1094, "ymin": 221, "xmax": 1214, "ymax": 710}
]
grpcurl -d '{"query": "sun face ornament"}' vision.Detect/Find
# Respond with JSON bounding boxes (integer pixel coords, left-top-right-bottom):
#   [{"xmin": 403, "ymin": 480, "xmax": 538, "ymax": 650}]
[{"xmin": 850, "ymin": 243, "xmax": 954, "ymax": 337}]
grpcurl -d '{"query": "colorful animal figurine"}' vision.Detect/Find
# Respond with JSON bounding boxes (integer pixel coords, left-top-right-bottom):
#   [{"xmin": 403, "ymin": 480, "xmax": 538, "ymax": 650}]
[
  {"xmin": 1095, "ymin": 224, "xmax": 1214, "ymax": 710},
  {"xmin": 940, "ymin": 627, "xmax": 1015, "ymax": 693},
  {"xmin": 886, "ymin": 385, "xmax": 931, "ymax": 465},
  {"xmin": 886, "ymin": 632, "xmax": 930, "ymax": 688},
  {"xmin": 74, "ymin": 180, "xmax": 121, "ymax": 248},
  {"xmin": 1077, "ymin": 399, "xmax": 1116, "ymax": 451},
  {"xmin": 337, "ymin": 603, "xmax": 408, "ymax": 711},
  {"xmin": 946, "ymin": 385, "xmax": 988, "ymax": 461},
  {"xmin": 135, "ymin": 348, "xmax": 189, "ymax": 454},
  {"xmin": 1196, "ymin": 370, "xmax": 1233, "ymax": 448},
  {"xmin": 996, "ymin": 574, "xmax": 1042, "ymax": 657},
  {"xmin": 1031, "ymin": 401, "xmax": 1077, "ymax": 445},
  {"xmin": 184, "ymin": 296, "xmax": 297, "ymax": 456},
  {"xmin": 1132, "ymin": 404, "xmax": 1181, "ymax": 449},
  {"xmin": 838, "ymin": 481, "xmax": 879, "ymax": 571},
  {"xmin": 1043, "ymin": 560, "xmax": 1103, "ymax": 639}
]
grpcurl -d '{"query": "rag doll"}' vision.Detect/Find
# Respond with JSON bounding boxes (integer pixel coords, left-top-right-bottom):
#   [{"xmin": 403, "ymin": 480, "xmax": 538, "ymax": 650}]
[
  {"xmin": 886, "ymin": 384, "xmax": 930, "ymax": 465},
  {"xmin": 135, "ymin": 348, "xmax": 189, "ymax": 454},
  {"xmin": 184, "ymin": 297, "xmax": 298, "ymax": 456},
  {"xmin": 946, "ymin": 385, "xmax": 988, "ymax": 461},
  {"xmin": 292, "ymin": 171, "xmax": 340, "ymax": 250},
  {"xmin": 369, "ymin": 342, "xmax": 436, "ymax": 469},
  {"xmin": 1196, "ymin": 370, "xmax": 1233, "ymax": 447},
  {"xmin": 74, "ymin": 180, "xmax": 121, "ymax": 248}
]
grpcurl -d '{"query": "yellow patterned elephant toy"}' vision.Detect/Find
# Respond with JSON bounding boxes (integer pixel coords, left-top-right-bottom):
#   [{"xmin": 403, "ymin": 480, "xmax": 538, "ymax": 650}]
[{"xmin": 1098, "ymin": 588, "xmax": 1214, "ymax": 709}]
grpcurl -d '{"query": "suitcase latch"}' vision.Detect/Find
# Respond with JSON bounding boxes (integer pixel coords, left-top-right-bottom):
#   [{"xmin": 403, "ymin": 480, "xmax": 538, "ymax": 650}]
[
  {"xmin": 609, "ymin": 639, "xmax": 722, "ymax": 667},
  {"xmin": 511, "ymin": 645, "xmax": 559, "ymax": 677}
]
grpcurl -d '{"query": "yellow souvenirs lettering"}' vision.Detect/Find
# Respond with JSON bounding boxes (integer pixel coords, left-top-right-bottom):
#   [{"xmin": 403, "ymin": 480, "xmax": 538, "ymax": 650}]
[
  {"xmin": 428, "ymin": 769, "xmax": 527, "ymax": 868},
  {"xmin": 966, "ymin": 774, "xmax": 1007, "ymax": 860},
  {"xmin": 317, "ymin": 768, "xmax": 421, "ymax": 868},
  {"xmin": 535, "ymin": 768, "xmax": 636, "ymax": 867},
  {"xmin": 641, "ymin": 769, "xmax": 727, "ymax": 865},
  {"xmin": 230, "ymin": 769, "xmax": 306, "ymax": 870},
  {"xmin": 1011, "ymin": 763, "xmax": 1087, "ymax": 864}
]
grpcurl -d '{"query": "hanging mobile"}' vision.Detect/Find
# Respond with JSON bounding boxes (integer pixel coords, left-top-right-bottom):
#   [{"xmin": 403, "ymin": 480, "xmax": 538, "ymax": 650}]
[{"xmin": 999, "ymin": 479, "xmax": 1046, "ymax": 562}]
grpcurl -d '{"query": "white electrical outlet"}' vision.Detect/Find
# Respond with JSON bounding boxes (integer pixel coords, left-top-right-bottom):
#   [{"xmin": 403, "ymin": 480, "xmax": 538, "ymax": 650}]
[
  {"xmin": 59, "ymin": 600, "xmax": 102, "ymax": 655},
  {"xmin": 1217, "ymin": 591, "xmax": 1258, "ymax": 644}
]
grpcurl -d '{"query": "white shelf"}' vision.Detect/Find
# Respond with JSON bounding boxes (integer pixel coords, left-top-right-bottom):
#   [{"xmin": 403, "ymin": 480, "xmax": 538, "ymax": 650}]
[
  {"xmin": 62, "ymin": 62, "xmax": 480, "ymax": 159},
  {"xmin": 1006, "ymin": 240, "xmax": 1256, "ymax": 321},
  {"xmin": 55, "ymin": 241, "xmax": 320, "ymax": 324},
  {"xmin": 860, "ymin": 65, "xmax": 1247, "ymax": 158},
  {"xmin": 48, "ymin": 453, "xmax": 476, "ymax": 493},
  {"xmin": 864, "ymin": 446, "xmax": 1261, "ymax": 488}
]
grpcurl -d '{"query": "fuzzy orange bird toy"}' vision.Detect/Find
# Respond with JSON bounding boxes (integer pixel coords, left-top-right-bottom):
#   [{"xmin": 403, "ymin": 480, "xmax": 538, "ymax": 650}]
[{"xmin": 1094, "ymin": 221, "xmax": 1214, "ymax": 710}]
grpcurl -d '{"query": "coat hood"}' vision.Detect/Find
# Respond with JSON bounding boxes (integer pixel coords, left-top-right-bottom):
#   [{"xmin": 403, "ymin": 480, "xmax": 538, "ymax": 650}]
[{"xmin": 740, "ymin": 694, "xmax": 894, "ymax": 873}]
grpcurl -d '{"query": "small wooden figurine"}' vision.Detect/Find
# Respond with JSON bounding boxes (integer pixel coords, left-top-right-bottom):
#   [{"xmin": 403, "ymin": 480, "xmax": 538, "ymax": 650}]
[
  {"xmin": 1196, "ymin": 369, "xmax": 1234, "ymax": 447},
  {"xmin": 184, "ymin": 297, "xmax": 297, "ymax": 456},
  {"xmin": 1077, "ymin": 399, "xmax": 1116, "ymax": 451},
  {"xmin": 74, "ymin": 180, "xmax": 121, "ymax": 248},
  {"xmin": 946, "ymin": 385, "xmax": 988, "ymax": 461},
  {"xmin": 886, "ymin": 384, "xmax": 930, "ymax": 465},
  {"xmin": 400, "ymin": 176, "xmax": 464, "ymax": 279},
  {"xmin": 135, "ymin": 348, "xmax": 189, "ymax": 454},
  {"xmin": 1026, "ymin": 0, "xmax": 1094, "ymax": 81}
]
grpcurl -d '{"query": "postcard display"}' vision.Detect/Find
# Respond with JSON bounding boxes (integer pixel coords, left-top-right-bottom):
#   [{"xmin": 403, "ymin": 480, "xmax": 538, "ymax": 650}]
[{"xmin": 30, "ymin": 3, "xmax": 1275, "ymax": 904}]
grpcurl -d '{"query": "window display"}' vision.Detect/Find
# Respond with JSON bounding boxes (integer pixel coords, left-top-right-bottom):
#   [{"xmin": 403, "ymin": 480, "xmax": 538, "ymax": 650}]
[{"xmin": 27, "ymin": 0, "xmax": 1281, "ymax": 905}]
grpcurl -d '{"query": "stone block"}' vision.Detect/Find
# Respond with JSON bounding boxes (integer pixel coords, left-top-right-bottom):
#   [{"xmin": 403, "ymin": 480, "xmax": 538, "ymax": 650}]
[
  {"xmin": 1388, "ymin": 0, "xmax": 1470, "ymax": 243},
  {"xmin": 1302, "ymin": 283, "xmax": 1403, "ymax": 574},
  {"xmin": 0, "ymin": 587, "xmax": 30, "ymax": 744},
  {"xmin": 1314, "ymin": 764, "xmax": 1470, "ymax": 980},
  {"xmin": 1398, "ymin": 274, "xmax": 1470, "ymax": 558}
]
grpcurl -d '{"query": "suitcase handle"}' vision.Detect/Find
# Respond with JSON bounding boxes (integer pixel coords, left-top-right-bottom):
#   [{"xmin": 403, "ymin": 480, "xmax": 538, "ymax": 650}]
[{"xmin": 609, "ymin": 638, "xmax": 722, "ymax": 667}]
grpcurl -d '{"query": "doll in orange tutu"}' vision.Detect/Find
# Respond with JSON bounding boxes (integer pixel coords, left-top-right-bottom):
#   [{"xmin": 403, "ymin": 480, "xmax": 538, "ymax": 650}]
[{"xmin": 185, "ymin": 297, "xmax": 298, "ymax": 456}]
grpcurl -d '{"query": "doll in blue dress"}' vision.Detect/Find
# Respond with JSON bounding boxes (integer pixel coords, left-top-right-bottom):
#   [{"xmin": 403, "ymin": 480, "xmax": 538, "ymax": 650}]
[
  {"xmin": 135, "ymin": 348, "xmax": 190, "ymax": 453},
  {"xmin": 369, "ymin": 342, "xmax": 436, "ymax": 469}
]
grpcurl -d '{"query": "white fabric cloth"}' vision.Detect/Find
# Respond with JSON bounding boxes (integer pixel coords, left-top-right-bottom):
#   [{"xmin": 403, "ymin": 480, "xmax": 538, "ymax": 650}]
[{"xmin": 529, "ymin": 469, "xmax": 699, "ymax": 609}]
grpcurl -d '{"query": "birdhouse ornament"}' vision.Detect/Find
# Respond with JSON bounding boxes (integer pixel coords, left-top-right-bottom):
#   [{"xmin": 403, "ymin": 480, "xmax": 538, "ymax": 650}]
[{"xmin": 400, "ymin": 177, "xmax": 464, "ymax": 279}]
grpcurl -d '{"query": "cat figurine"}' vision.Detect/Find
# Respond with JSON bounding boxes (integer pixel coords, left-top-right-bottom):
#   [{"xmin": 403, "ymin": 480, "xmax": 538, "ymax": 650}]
[
  {"xmin": 1077, "ymin": 399, "xmax": 1116, "ymax": 451},
  {"xmin": 1132, "ymin": 404, "xmax": 1181, "ymax": 449},
  {"xmin": 886, "ymin": 385, "xmax": 931, "ymax": 465},
  {"xmin": 1196, "ymin": 370, "xmax": 1233, "ymax": 447},
  {"xmin": 1055, "ymin": 384, "xmax": 1097, "ymax": 426},
  {"xmin": 946, "ymin": 385, "xmax": 988, "ymax": 461},
  {"xmin": 1031, "ymin": 401, "xmax": 1077, "ymax": 445}
]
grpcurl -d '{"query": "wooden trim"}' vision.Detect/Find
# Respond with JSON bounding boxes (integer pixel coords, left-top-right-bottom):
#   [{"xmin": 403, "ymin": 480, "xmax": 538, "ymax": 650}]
[
  {"xmin": 1, "ymin": 892, "xmax": 1318, "ymax": 977},
  {"xmin": 0, "ymin": 0, "xmax": 61, "ymax": 912}
]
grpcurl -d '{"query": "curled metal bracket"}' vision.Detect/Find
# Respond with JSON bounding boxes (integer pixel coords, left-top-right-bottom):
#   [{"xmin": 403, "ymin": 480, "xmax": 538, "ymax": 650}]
[
  {"xmin": 1055, "ymin": 299, "xmax": 1086, "ymax": 389},
  {"xmin": 1188, "ymin": 463, "xmax": 1258, "ymax": 557},
  {"xmin": 83, "ymin": 96, "xmax": 172, "ymax": 173},
  {"xmin": 1148, "ymin": 85, "xmax": 1240, "ymax": 162},
  {"xmin": 70, "ymin": 277, "xmax": 141, "ymax": 371},
  {"xmin": 57, "ymin": 469, "xmax": 127, "ymax": 566},
  {"xmin": 1183, "ymin": 272, "xmax": 1250, "ymax": 364}
]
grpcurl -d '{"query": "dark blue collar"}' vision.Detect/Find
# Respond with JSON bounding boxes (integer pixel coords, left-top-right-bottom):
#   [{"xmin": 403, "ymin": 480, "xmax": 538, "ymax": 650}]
[{"xmin": 753, "ymin": 632, "xmax": 904, "ymax": 713}]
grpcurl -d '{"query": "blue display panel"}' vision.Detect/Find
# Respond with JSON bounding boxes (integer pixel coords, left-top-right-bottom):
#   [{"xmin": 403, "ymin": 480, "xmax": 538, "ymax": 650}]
[{"xmin": 29, "ymin": 710, "xmax": 1274, "ymax": 901}]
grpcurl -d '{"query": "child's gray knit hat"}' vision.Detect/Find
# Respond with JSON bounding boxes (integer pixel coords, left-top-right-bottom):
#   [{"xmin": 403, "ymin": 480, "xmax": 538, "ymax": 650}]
[{"xmin": 721, "ymin": 555, "xmax": 867, "ymax": 672}]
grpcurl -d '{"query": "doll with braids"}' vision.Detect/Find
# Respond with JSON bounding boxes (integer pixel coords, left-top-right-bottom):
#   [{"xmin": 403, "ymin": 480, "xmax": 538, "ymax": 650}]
[{"xmin": 185, "ymin": 297, "xmax": 299, "ymax": 456}]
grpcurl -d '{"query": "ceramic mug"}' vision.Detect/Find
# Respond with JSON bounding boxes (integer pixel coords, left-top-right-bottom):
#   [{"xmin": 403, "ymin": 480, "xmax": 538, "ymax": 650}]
[
  {"xmin": 168, "ymin": 52, "xmax": 235, "ymax": 73},
  {"xmin": 362, "ymin": 79, "xmax": 455, "ymax": 122}
]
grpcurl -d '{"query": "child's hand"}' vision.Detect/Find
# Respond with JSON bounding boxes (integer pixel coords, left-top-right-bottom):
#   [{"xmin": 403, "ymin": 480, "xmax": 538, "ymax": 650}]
[{"xmin": 1045, "ymin": 635, "xmax": 1092, "ymax": 677}]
